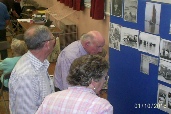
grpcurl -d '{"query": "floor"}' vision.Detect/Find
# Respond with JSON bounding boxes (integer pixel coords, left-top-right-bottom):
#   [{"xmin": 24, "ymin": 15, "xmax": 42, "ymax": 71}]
[{"xmin": 0, "ymin": 92, "xmax": 9, "ymax": 114}]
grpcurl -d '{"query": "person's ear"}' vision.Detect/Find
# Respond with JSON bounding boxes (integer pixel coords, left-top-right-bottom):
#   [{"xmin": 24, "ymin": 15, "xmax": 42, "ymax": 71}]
[
  {"xmin": 85, "ymin": 41, "xmax": 90, "ymax": 47},
  {"xmin": 44, "ymin": 41, "xmax": 50, "ymax": 50},
  {"xmin": 91, "ymin": 78, "xmax": 98, "ymax": 86}
]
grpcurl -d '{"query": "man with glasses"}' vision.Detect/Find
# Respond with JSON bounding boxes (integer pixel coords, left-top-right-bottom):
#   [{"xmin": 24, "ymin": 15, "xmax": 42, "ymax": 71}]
[{"xmin": 9, "ymin": 25, "xmax": 56, "ymax": 114}]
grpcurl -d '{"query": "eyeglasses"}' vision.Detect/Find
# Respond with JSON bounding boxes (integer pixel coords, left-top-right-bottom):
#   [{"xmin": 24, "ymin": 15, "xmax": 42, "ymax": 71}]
[
  {"xmin": 42, "ymin": 36, "xmax": 56, "ymax": 43},
  {"xmin": 104, "ymin": 75, "xmax": 109, "ymax": 81},
  {"xmin": 42, "ymin": 36, "xmax": 56, "ymax": 47}
]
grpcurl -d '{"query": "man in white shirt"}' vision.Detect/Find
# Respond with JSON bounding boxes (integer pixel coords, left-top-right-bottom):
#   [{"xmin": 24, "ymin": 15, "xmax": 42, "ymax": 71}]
[{"xmin": 9, "ymin": 25, "xmax": 56, "ymax": 114}]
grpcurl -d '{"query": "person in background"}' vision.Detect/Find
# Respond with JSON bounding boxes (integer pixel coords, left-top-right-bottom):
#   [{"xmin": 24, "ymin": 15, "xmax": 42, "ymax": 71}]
[
  {"xmin": 0, "ymin": 2, "xmax": 10, "ymax": 60},
  {"xmin": 9, "ymin": 25, "xmax": 56, "ymax": 114},
  {"xmin": 36, "ymin": 55, "xmax": 113, "ymax": 114},
  {"xmin": 13, "ymin": 0, "xmax": 22, "ymax": 19},
  {"xmin": 0, "ymin": 38, "xmax": 27, "ymax": 89},
  {"xmin": 14, "ymin": 34, "xmax": 24, "ymax": 40},
  {"xmin": 54, "ymin": 31, "xmax": 105, "ymax": 91},
  {"xmin": 0, "ymin": 0, "xmax": 14, "ymax": 11},
  {"xmin": 0, "ymin": 0, "xmax": 20, "ymax": 19}
]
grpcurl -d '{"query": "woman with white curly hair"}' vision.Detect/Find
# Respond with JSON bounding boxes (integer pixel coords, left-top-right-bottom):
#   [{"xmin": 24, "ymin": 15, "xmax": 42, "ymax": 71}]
[{"xmin": 0, "ymin": 38, "xmax": 27, "ymax": 88}]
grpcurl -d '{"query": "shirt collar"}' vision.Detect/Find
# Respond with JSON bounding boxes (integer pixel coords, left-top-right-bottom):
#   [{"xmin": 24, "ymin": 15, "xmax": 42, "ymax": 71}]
[
  {"xmin": 27, "ymin": 51, "xmax": 50, "ymax": 70},
  {"xmin": 68, "ymin": 86, "xmax": 96, "ymax": 95}
]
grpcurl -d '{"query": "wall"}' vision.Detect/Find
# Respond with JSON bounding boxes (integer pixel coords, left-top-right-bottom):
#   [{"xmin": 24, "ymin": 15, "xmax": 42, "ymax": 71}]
[{"xmin": 34, "ymin": 0, "xmax": 110, "ymax": 60}]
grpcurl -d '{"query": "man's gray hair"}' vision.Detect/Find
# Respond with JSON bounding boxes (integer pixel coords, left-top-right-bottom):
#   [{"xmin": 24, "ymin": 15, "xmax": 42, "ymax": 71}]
[{"xmin": 24, "ymin": 25, "xmax": 51, "ymax": 50}]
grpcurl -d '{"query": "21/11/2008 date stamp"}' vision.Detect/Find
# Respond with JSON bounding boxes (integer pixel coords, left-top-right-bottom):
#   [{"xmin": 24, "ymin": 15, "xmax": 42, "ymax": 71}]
[{"xmin": 134, "ymin": 103, "xmax": 163, "ymax": 108}]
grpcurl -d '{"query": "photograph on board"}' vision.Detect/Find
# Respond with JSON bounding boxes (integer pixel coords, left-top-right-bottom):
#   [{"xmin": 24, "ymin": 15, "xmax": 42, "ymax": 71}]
[
  {"xmin": 140, "ymin": 54, "xmax": 150, "ymax": 75},
  {"xmin": 111, "ymin": 0, "xmax": 122, "ymax": 17},
  {"xmin": 167, "ymin": 91, "xmax": 171, "ymax": 113},
  {"xmin": 168, "ymin": 92, "xmax": 171, "ymax": 109},
  {"xmin": 157, "ymin": 84, "xmax": 167, "ymax": 112},
  {"xmin": 109, "ymin": 22, "xmax": 121, "ymax": 50},
  {"xmin": 158, "ymin": 59, "xmax": 171, "ymax": 84},
  {"xmin": 160, "ymin": 39, "xmax": 171, "ymax": 61},
  {"xmin": 123, "ymin": 0, "xmax": 138, "ymax": 23},
  {"xmin": 145, "ymin": 2, "xmax": 161, "ymax": 34},
  {"xmin": 140, "ymin": 54, "xmax": 158, "ymax": 75},
  {"xmin": 157, "ymin": 84, "xmax": 171, "ymax": 113},
  {"xmin": 120, "ymin": 27, "xmax": 139, "ymax": 49},
  {"xmin": 138, "ymin": 32, "xmax": 160, "ymax": 56}
]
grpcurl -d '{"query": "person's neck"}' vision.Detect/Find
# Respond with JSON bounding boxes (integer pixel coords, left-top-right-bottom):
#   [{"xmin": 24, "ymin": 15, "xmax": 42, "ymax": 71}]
[{"xmin": 30, "ymin": 49, "xmax": 47, "ymax": 63}]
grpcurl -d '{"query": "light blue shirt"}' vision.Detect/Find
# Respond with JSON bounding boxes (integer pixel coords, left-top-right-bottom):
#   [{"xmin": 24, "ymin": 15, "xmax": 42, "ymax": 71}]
[
  {"xmin": 9, "ymin": 51, "xmax": 54, "ymax": 114},
  {"xmin": 0, "ymin": 56, "xmax": 21, "ymax": 87},
  {"xmin": 54, "ymin": 40, "xmax": 87, "ymax": 90}
]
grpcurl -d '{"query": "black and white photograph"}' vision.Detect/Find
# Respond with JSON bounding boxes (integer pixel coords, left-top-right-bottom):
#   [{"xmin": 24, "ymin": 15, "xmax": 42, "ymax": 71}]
[
  {"xmin": 168, "ymin": 92, "xmax": 171, "ymax": 109},
  {"xmin": 160, "ymin": 39, "xmax": 171, "ymax": 61},
  {"xmin": 123, "ymin": 0, "xmax": 138, "ymax": 23},
  {"xmin": 157, "ymin": 84, "xmax": 171, "ymax": 113},
  {"xmin": 109, "ymin": 23, "xmax": 121, "ymax": 50},
  {"xmin": 158, "ymin": 84, "xmax": 167, "ymax": 112},
  {"xmin": 149, "ymin": 56, "xmax": 159, "ymax": 66},
  {"xmin": 140, "ymin": 54, "xmax": 159, "ymax": 75},
  {"xmin": 138, "ymin": 32, "xmax": 160, "ymax": 56},
  {"xmin": 145, "ymin": 2, "xmax": 161, "ymax": 34},
  {"xmin": 111, "ymin": 0, "xmax": 122, "ymax": 17},
  {"xmin": 167, "ymin": 91, "xmax": 171, "ymax": 114},
  {"xmin": 158, "ymin": 59, "xmax": 171, "ymax": 84},
  {"xmin": 140, "ymin": 54, "xmax": 150, "ymax": 75},
  {"xmin": 120, "ymin": 27, "xmax": 139, "ymax": 49}
]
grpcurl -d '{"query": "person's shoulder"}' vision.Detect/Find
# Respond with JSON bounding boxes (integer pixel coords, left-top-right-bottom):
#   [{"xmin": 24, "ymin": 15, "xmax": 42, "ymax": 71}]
[
  {"xmin": 1, "ymin": 57, "xmax": 17, "ymax": 63},
  {"xmin": 0, "ymin": 2, "xmax": 5, "ymax": 6},
  {"xmin": 64, "ymin": 41, "xmax": 80, "ymax": 50},
  {"xmin": 14, "ymin": 54, "xmax": 31, "ymax": 70},
  {"xmin": 61, "ymin": 41, "xmax": 81, "ymax": 55},
  {"xmin": 95, "ymin": 97, "xmax": 112, "ymax": 106},
  {"xmin": 44, "ymin": 91, "xmax": 65, "ymax": 100},
  {"xmin": 7, "ymin": 56, "xmax": 21, "ymax": 60},
  {"xmin": 90, "ymin": 97, "xmax": 113, "ymax": 113}
]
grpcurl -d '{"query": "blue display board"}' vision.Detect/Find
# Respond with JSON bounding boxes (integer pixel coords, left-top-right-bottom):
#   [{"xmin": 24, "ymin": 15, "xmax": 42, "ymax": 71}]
[{"xmin": 108, "ymin": 0, "xmax": 171, "ymax": 114}]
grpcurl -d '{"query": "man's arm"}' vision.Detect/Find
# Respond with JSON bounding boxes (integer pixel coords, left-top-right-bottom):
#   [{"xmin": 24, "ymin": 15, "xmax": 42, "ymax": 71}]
[{"xmin": 54, "ymin": 53, "xmax": 73, "ymax": 90}]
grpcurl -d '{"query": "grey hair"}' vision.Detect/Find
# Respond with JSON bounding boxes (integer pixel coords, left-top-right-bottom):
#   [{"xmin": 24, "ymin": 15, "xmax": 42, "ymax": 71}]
[
  {"xmin": 80, "ymin": 33, "xmax": 94, "ymax": 42},
  {"xmin": 11, "ymin": 39, "xmax": 27, "ymax": 56},
  {"xmin": 24, "ymin": 25, "xmax": 52, "ymax": 50},
  {"xmin": 67, "ymin": 55, "xmax": 109, "ymax": 86}
]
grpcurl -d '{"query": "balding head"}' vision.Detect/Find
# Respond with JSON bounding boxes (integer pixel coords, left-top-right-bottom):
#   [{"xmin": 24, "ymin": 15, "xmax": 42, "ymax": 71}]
[
  {"xmin": 24, "ymin": 25, "xmax": 52, "ymax": 50},
  {"xmin": 81, "ymin": 31, "xmax": 105, "ymax": 54}
]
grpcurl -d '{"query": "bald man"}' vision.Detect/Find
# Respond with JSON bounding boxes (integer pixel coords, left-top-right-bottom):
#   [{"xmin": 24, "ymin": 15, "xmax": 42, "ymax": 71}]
[{"xmin": 54, "ymin": 31, "xmax": 105, "ymax": 90}]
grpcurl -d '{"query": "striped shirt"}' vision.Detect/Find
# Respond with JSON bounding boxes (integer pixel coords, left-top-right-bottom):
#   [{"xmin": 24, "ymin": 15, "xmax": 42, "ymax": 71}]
[
  {"xmin": 9, "ymin": 51, "xmax": 54, "ymax": 114},
  {"xmin": 54, "ymin": 41, "xmax": 87, "ymax": 90},
  {"xmin": 36, "ymin": 86, "xmax": 113, "ymax": 114}
]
